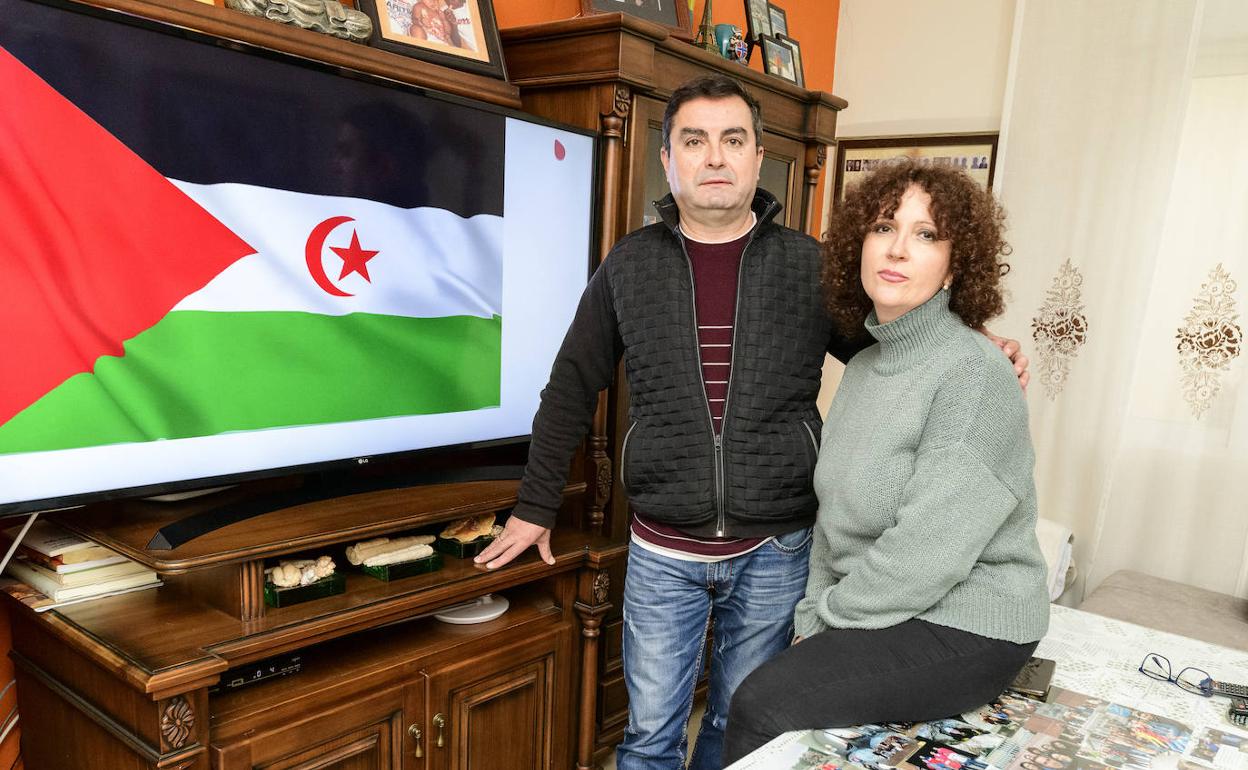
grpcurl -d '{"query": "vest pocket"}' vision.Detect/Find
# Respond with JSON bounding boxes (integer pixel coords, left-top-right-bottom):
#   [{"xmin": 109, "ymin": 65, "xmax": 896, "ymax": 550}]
[
  {"xmin": 801, "ymin": 420, "xmax": 820, "ymax": 468},
  {"xmin": 620, "ymin": 420, "xmax": 639, "ymax": 494}
]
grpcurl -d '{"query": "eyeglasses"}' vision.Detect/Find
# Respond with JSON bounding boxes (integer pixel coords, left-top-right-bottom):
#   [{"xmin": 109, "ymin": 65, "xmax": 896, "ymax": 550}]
[{"xmin": 1138, "ymin": 653, "xmax": 1213, "ymax": 696}]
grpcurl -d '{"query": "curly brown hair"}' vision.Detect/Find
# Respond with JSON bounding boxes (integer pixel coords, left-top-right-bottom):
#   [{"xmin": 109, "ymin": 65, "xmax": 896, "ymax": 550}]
[{"xmin": 822, "ymin": 159, "xmax": 1010, "ymax": 338}]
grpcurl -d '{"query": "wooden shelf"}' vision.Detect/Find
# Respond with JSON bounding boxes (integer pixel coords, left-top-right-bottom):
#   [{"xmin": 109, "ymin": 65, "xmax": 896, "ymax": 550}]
[
  {"xmin": 34, "ymin": 527, "xmax": 619, "ymax": 685},
  {"xmin": 74, "ymin": 0, "xmax": 520, "ymax": 108},
  {"xmin": 52, "ymin": 480, "xmax": 587, "ymax": 573}
]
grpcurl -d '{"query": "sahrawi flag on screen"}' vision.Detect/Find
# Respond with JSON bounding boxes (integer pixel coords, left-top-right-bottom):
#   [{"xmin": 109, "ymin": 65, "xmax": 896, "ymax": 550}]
[{"xmin": 0, "ymin": 47, "xmax": 502, "ymax": 455}]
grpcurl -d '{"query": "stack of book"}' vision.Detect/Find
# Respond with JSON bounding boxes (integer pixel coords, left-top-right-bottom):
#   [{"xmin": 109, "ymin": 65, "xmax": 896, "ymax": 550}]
[{"xmin": 2, "ymin": 520, "xmax": 160, "ymax": 611}]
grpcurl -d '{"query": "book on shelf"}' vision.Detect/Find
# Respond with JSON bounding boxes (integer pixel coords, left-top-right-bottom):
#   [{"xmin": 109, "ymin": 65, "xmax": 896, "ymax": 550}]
[
  {"xmin": 0, "ymin": 576, "xmax": 161, "ymax": 613},
  {"xmin": 17, "ymin": 555, "xmax": 151, "ymax": 588},
  {"xmin": 5, "ymin": 558, "xmax": 159, "ymax": 603},
  {"xmin": 2, "ymin": 520, "xmax": 115, "ymax": 564},
  {"xmin": 11, "ymin": 549, "xmax": 128, "ymax": 574}
]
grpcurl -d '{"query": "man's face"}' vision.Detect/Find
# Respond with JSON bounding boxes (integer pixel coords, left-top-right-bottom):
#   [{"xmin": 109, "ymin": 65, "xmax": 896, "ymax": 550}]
[{"xmin": 661, "ymin": 96, "xmax": 764, "ymax": 227}]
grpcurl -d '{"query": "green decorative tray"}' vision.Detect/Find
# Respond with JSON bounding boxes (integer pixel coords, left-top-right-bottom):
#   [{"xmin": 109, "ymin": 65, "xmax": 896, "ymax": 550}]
[
  {"xmin": 435, "ymin": 535, "xmax": 495, "ymax": 559},
  {"xmin": 358, "ymin": 552, "xmax": 443, "ymax": 581},
  {"xmin": 264, "ymin": 571, "xmax": 345, "ymax": 608}
]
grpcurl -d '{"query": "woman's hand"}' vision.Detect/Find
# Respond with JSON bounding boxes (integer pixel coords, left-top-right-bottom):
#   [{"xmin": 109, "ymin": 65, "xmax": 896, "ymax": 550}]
[{"xmin": 979, "ymin": 328, "xmax": 1031, "ymax": 392}]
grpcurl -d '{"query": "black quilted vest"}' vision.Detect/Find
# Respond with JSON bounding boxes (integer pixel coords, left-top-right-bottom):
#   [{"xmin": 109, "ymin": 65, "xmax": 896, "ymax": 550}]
[{"xmin": 612, "ymin": 190, "xmax": 841, "ymax": 537}]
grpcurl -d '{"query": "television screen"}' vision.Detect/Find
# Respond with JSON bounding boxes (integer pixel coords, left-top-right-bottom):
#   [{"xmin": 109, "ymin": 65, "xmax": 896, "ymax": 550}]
[{"xmin": 0, "ymin": 0, "xmax": 595, "ymax": 514}]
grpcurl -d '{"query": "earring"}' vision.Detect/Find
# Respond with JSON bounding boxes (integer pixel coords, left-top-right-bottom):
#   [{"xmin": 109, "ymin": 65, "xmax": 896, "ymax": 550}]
[{"xmin": 942, "ymin": 282, "xmax": 952, "ymax": 291}]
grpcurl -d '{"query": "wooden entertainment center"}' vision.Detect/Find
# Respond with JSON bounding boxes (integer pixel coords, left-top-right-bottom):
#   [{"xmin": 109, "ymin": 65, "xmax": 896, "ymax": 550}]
[
  {"xmin": 4, "ymin": 2, "xmax": 842, "ymax": 768},
  {"xmin": 13, "ymin": 476, "xmax": 622, "ymax": 769}
]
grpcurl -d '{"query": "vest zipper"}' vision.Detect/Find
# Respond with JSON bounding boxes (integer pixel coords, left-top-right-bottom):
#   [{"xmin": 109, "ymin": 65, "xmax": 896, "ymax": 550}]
[
  {"xmin": 676, "ymin": 201, "xmax": 777, "ymax": 537},
  {"xmin": 677, "ymin": 235, "xmax": 724, "ymax": 533}
]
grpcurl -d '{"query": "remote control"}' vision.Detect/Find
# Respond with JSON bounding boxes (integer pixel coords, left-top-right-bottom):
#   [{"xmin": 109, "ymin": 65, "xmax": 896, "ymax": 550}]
[
  {"xmin": 1228, "ymin": 697, "xmax": 1248, "ymax": 728},
  {"xmin": 1209, "ymin": 679, "xmax": 1248, "ymax": 698}
]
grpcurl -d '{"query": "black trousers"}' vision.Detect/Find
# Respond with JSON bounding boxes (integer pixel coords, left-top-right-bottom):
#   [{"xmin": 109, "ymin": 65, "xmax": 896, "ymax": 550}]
[{"xmin": 722, "ymin": 618, "xmax": 1037, "ymax": 765}]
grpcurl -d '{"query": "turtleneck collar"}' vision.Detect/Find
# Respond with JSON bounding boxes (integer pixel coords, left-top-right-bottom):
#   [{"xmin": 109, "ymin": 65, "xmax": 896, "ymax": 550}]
[{"xmin": 864, "ymin": 290, "xmax": 966, "ymax": 374}]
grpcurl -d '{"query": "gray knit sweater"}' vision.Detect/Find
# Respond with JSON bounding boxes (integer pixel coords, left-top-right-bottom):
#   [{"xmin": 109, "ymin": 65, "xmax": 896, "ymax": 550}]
[{"xmin": 793, "ymin": 291, "xmax": 1050, "ymax": 644}]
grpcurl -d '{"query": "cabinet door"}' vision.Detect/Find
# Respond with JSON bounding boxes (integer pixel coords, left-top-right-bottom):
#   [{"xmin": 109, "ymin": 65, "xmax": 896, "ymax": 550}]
[
  {"xmin": 424, "ymin": 629, "xmax": 562, "ymax": 770},
  {"xmin": 214, "ymin": 685, "xmax": 412, "ymax": 770}
]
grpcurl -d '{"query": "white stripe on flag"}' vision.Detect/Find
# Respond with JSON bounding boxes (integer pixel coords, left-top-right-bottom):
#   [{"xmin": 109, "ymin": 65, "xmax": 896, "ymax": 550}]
[{"xmin": 170, "ymin": 181, "xmax": 502, "ymax": 319}]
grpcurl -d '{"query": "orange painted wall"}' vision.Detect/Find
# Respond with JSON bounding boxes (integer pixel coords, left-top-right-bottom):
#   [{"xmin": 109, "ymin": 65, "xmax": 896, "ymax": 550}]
[{"xmin": 494, "ymin": 0, "xmax": 838, "ymax": 92}]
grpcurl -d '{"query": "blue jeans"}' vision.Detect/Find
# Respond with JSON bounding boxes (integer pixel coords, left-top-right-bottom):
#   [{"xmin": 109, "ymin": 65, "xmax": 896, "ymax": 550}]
[{"xmin": 616, "ymin": 526, "xmax": 812, "ymax": 770}]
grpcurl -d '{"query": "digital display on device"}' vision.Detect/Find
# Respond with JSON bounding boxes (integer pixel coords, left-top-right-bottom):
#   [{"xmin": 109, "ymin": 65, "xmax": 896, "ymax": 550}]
[{"xmin": 0, "ymin": 0, "xmax": 595, "ymax": 514}]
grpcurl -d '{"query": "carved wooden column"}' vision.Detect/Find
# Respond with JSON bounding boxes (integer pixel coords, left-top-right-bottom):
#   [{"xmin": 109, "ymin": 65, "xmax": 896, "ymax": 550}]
[
  {"xmin": 574, "ymin": 568, "xmax": 613, "ymax": 770},
  {"xmin": 583, "ymin": 84, "xmax": 631, "ymax": 533},
  {"xmin": 802, "ymin": 143, "xmax": 828, "ymax": 236}
]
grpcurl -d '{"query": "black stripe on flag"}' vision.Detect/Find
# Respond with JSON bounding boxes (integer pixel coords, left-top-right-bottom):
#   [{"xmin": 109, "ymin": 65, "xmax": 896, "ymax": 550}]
[{"xmin": 0, "ymin": 0, "xmax": 504, "ymax": 217}]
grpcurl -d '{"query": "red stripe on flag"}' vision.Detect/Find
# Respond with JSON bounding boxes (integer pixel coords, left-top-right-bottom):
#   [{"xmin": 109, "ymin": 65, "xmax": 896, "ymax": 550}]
[{"xmin": 0, "ymin": 48, "xmax": 255, "ymax": 425}]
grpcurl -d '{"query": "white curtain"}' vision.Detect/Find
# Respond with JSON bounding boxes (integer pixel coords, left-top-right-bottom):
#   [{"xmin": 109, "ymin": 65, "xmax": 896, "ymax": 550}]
[{"xmin": 996, "ymin": 0, "xmax": 1248, "ymax": 601}]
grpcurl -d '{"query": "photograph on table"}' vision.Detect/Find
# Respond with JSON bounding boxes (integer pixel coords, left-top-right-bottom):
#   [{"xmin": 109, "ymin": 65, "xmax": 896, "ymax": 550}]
[{"xmin": 360, "ymin": 0, "xmax": 507, "ymax": 78}]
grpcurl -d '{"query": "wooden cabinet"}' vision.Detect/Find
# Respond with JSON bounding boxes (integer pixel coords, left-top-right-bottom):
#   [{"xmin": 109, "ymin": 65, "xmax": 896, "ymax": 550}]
[
  {"xmin": 9, "ymin": 485, "xmax": 619, "ymax": 770},
  {"xmin": 499, "ymin": 15, "xmax": 845, "ymax": 763},
  {"xmin": 424, "ymin": 628, "xmax": 564, "ymax": 770}
]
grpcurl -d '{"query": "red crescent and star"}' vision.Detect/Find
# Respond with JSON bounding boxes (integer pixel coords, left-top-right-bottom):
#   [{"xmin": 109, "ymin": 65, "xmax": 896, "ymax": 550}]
[
  {"xmin": 304, "ymin": 216, "xmax": 379, "ymax": 297},
  {"xmin": 304, "ymin": 140, "xmax": 563, "ymax": 295}
]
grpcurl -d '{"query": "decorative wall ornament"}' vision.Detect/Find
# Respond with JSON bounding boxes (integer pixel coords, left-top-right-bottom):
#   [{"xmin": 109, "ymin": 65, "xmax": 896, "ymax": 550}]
[
  {"xmin": 225, "ymin": 0, "xmax": 373, "ymax": 42},
  {"xmin": 1176, "ymin": 263, "xmax": 1242, "ymax": 418},
  {"xmin": 592, "ymin": 571, "xmax": 610, "ymax": 604},
  {"xmin": 160, "ymin": 696, "xmax": 195, "ymax": 750},
  {"xmin": 1031, "ymin": 260, "xmax": 1089, "ymax": 400}
]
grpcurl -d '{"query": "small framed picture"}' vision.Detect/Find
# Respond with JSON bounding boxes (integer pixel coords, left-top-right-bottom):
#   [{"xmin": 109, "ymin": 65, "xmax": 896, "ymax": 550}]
[
  {"xmin": 743, "ymin": 0, "xmax": 772, "ymax": 45},
  {"xmin": 778, "ymin": 35, "xmax": 803, "ymax": 87},
  {"xmin": 766, "ymin": 3, "xmax": 787, "ymax": 38},
  {"xmin": 581, "ymin": 0, "xmax": 694, "ymax": 40},
  {"xmin": 360, "ymin": 0, "xmax": 507, "ymax": 79},
  {"xmin": 832, "ymin": 134, "xmax": 1000, "ymax": 203},
  {"xmin": 761, "ymin": 35, "xmax": 799, "ymax": 85}
]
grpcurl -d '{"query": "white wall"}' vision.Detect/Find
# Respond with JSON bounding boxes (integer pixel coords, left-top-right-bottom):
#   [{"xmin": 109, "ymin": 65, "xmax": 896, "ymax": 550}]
[
  {"xmin": 832, "ymin": 0, "xmax": 1017, "ymax": 138},
  {"xmin": 817, "ymin": 0, "xmax": 1019, "ymax": 417}
]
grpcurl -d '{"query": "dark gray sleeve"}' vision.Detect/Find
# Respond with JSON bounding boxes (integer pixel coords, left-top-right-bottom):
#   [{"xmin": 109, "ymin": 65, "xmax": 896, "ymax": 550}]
[{"xmin": 511, "ymin": 261, "xmax": 623, "ymax": 529}]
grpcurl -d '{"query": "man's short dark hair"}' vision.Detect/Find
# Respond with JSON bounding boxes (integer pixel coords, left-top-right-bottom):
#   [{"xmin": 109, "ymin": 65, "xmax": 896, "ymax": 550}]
[{"xmin": 662, "ymin": 74, "xmax": 763, "ymax": 153}]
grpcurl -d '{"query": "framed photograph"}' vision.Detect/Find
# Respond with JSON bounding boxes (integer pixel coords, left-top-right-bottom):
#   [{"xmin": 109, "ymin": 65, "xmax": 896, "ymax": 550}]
[
  {"xmin": 777, "ymin": 35, "xmax": 802, "ymax": 87},
  {"xmin": 832, "ymin": 134, "xmax": 1000, "ymax": 203},
  {"xmin": 766, "ymin": 3, "xmax": 787, "ymax": 37},
  {"xmin": 761, "ymin": 35, "xmax": 798, "ymax": 85},
  {"xmin": 361, "ymin": 0, "xmax": 507, "ymax": 79},
  {"xmin": 580, "ymin": 0, "xmax": 694, "ymax": 40},
  {"xmin": 743, "ymin": 0, "xmax": 772, "ymax": 44}
]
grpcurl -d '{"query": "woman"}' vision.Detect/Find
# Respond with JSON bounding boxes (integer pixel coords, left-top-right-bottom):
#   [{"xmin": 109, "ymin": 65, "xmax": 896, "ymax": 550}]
[{"xmin": 723, "ymin": 160, "xmax": 1050, "ymax": 763}]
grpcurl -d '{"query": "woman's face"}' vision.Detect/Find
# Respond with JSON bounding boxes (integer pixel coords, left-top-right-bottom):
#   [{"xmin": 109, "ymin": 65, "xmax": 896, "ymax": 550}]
[{"xmin": 860, "ymin": 184, "xmax": 953, "ymax": 324}]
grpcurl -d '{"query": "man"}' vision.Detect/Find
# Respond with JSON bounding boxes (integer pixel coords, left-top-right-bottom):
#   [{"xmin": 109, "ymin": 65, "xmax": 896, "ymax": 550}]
[{"xmin": 475, "ymin": 74, "xmax": 1028, "ymax": 769}]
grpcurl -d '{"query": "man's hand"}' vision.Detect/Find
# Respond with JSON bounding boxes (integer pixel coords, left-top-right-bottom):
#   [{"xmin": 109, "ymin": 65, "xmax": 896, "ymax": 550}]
[
  {"xmin": 980, "ymin": 328, "xmax": 1030, "ymax": 392},
  {"xmin": 473, "ymin": 516, "xmax": 555, "ymax": 570}
]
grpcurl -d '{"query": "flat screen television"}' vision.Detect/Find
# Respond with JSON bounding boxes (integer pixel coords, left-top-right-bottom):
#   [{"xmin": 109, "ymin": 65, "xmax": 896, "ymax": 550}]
[{"xmin": 0, "ymin": 0, "xmax": 596, "ymax": 516}]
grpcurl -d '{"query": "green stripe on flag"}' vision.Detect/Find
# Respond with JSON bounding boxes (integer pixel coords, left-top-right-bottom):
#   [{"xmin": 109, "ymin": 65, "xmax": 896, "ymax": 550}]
[{"xmin": 0, "ymin": 311, "xmax": 501, "ymax": 454}]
